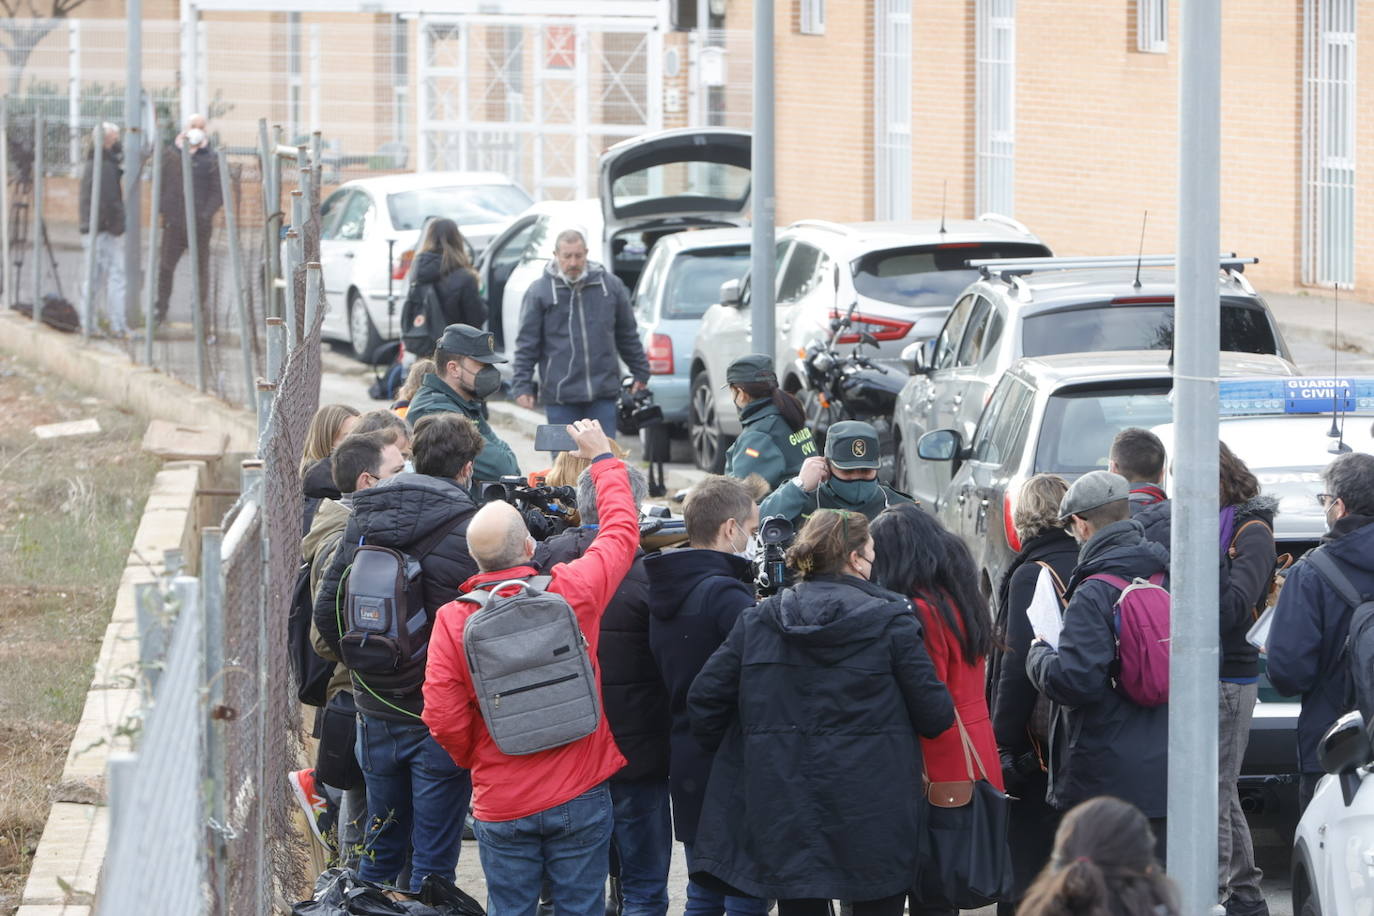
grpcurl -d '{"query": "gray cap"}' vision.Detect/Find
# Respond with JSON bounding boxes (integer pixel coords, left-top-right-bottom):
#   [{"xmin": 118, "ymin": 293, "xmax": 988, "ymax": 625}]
[
  {"xmin": 725, "ymin": 353, "xmax": 776, "ymax": 386},
  {"xmin": 1059, "ymin": 470, "xmax": 1130, "ymax": 521},
  {"xmin": 825, "ymin": 420, "xmax": 880, "ymax": 470},
  {"xmin": 437, "ymin": 323, "xmax": 507, "ymax": 364}
]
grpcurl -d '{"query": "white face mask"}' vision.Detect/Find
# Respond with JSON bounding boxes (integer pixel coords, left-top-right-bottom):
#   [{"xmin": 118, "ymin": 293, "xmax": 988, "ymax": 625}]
[
  {"xmin": 403, "ymin": 459, "xmax": 415, "ymax": 474},
  {"xmin": 728, "ymin": 525, "xmax": 755, "ymax": 560}
]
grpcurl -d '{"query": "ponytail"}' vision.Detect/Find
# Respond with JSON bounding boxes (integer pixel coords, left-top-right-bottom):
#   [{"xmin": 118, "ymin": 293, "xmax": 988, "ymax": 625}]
[
  {"xmin": 735, "ymin": 377, "xmax": 807, "ymax": 433},
  {"xmin": 1018, "ymin": 858, "xmax": 1110, "ymax": 916}
]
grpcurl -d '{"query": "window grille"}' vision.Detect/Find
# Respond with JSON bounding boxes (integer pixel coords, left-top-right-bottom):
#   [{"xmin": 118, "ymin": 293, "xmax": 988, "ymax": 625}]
[
  {"xmin": 1302, "ymin": 0, "xmax": 1357, "ymax": 286},
  {"xmin": 874, "ymin": 0, "xmax": 911, "ymax": 219},
  {"xmin": 976, "ymin": 0, "xmax": 1015, "ymax": 216},
  {"xmin": 1137, "ymin": 0, "xmax": 1167, "ymax": 53},
  {"xmin": 800, "ymin": 0, "xmax": 825, "ymax": 35}
]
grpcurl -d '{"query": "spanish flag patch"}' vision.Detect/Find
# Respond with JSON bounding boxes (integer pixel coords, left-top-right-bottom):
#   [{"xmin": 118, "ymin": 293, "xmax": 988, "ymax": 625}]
[{"xmin": 744, "ymin": 447, "xmax": 760, "ymax": 458}]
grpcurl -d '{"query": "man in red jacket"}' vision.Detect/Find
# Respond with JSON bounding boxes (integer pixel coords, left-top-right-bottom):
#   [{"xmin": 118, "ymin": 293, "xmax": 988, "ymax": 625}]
[{"xmin": 423, "ymin": 418, "xmax": 636, "ymax": 916}]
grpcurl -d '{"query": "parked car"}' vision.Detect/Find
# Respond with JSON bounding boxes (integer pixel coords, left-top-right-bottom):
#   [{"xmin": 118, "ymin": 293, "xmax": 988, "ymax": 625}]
[
  {"xmin": 1294, "ymin": 708, "xmax": 1374, "ymax": 916},
  {"xmin": 631, "ymin": 227, "xmax": 751, "ymax": 427},
  {"xmin": 317, "ymin": 171, "xmax": 533, "ymax": 359},
  {"xmin": 893, "ymin": 255, "xmax": 1294, "ymax": 508},
  {"xmin": 475, "ymin": 128, "xmax": 753, "ymax": 368},
  {"xmin": 687, "ymin": 215, "xmax": 1051, "ymax": 471}
]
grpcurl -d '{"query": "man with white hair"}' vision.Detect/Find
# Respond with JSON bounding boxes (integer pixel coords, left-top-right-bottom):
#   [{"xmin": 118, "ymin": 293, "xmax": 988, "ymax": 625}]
[
  {"xmin": 511, "ymin": 228, "xmax": 651, "ymax": 439},
  {"xmin": 155, "ymin": 113, "xmax": 223, "ymax": 325},
  {"xmin": 78, "ymin": 122, "xmax": 127, "ymax": 337}
]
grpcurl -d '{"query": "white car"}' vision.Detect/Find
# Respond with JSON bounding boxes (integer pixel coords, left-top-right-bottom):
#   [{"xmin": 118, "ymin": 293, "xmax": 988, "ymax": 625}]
[
  {"xmin": 317, "ymin": 172, "xmax": 533, "ymax": 360},
  {"xmin": 1294, "ymin": 710, "xmax": 1374, "ymax": 916}
]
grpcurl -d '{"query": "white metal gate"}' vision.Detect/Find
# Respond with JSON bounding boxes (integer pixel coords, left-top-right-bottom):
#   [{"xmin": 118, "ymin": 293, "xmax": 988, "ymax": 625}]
[
  {"xmin": 976, "ymin": 0, "xmax": 1016, "ymax": 216},
  {"xmin": 1302, "ymin": 0, "xmax": 1357, "ymax": 287},
  {"xmin": 418, "ymin": 13, "xmax": 663, "ymax": 201},
  {"xmin": 874, "ymin": 0, "xmax": 912, "ymax": 220}
]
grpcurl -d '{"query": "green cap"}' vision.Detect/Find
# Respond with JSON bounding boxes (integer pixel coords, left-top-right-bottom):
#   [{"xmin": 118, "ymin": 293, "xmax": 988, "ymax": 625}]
[
  {"xmin": 825, "ymin": 420, "xmax": 880, "ymax": 470},
  {"xmin": 725, "ymin": 353, "xmax": 776, "ymax": 386},
  {"xmin": 437, "ymin": 323, "xmax": 507, "ymax": 364}
]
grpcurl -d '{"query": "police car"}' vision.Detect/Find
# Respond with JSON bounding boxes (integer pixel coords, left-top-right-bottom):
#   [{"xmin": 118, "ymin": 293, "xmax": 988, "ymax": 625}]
[{"xmin": 1294, "ymin": 711, "xmax": 1374, "ymax": 916}]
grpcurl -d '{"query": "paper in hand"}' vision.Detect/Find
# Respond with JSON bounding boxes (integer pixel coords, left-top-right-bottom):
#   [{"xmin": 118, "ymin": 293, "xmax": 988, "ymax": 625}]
[{"xmin": 1025, "ymin": 565, "xmax": 1064, "ymax": 651}]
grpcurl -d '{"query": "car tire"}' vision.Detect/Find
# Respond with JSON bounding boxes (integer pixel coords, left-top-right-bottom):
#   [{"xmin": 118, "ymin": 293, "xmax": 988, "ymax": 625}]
[
  {"xmin": 689, "ymin": 370, "xmax": 728, "ymax": 473},
  {"xmin": 1299, "ymin": 892, "xmax": 1321, "ymax": 916},
  {"xmin": 349, "ymin": 291, "xmax": 384, "ymax": 363}
]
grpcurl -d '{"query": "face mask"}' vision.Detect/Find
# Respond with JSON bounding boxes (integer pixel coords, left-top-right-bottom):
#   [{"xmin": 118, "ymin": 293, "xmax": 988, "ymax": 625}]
[
  {"xmin": 466, "ymin": 364, "xmax": 501, "ymax": 400},
  {"xmin": 826, "ymin": 476, "xmax": 876, "ymax": 506},
  {"xmin": 730, "ymin": 529, "xmax": 757, "ymax": 561},
  {"xmin": 402, "ymin": 459, "xmax": 415, "ymax": 474}
]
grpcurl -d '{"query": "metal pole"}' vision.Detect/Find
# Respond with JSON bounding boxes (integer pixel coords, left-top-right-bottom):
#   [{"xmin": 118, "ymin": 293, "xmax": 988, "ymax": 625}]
[
  {"xmin": 1168, "ymin": 0, "xmax": 1222, "ymax": 907},
  {"xmin": 218, "ymin": 151, "xmax": 256, "ymax": 413},
  {"xmin": 749, "ymin": 0, "xmax": 775, "ymax": 357},
  {"xmin": 304, "ymin": 262, "xmax": 320, "ymax": 337},
  {"xmin": 296, "ymin": 145, "xmax": 310, "ymax": 216},
  {"xmin": 124, "ymin": 0, "xmax": 142, "ymax": 331},
  {"xmin": 265, "ymin": 314, "xmax": 284, "ymax": 384},
  {"xmin": 81, "ymin": 125, "xmax": 103, "ymax": 341},
  {"xmin": 283, "ymin": 228, "xmax": 298, "ymax": 352},
  {"xmin": 201, "ymin": 521, "xmax": 228, "ymax": 910},
  {"xmin": 142, "ymin": 127, "xmax": 163, "ymax": 365},
  {"xmin": 31, "ymin": 111, "xmax": 42, "ymax": 324},
  {"xmin": 1, "ymin": 97, "xmax": 10, "ymax": 311},
  {"xmin": 180, "ymin": 140, "xmax": 205, "ymax": 392}
]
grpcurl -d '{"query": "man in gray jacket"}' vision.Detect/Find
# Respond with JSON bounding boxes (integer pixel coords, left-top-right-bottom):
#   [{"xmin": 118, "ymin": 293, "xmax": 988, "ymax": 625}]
[{"xmin": 511, "ymin": 229, "xmax": 651, "ymax": 436}]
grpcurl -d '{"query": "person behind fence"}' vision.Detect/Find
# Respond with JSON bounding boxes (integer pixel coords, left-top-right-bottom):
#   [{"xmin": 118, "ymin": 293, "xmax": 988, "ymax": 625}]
[
  {"xmin": 686, "ymin": 509, "xmax": 954, "ymax": 916},
  {"xmin": 756, "ymin": 420, "xmax": 912, "ymax": 527},
  {"xmin": 422, "ymin": 419, "xmax": 638, "ymax": 916},
  {"xmin": 303, "ymin": 409, "xmax": 414, "ymax": 532},
  {"xmin": 1266, "ymin": 451, "xmax": 1374, "ymax": 813},
  {"xmin": 511, "ymin": 228, "xmax": 651, "ymax": 436},
  {"xmin": 535, "ymin": 463, "xmax": 671, "ymax": 916},
  {"xmin": 78, "ymin": 121, "xmax": 127, "ymax": 338},
  {"xmin": 722, "ymin": 354, "xmax": 816, "ymax": 495},
  {"xmin": 406, "ymin": 323, "xmax": 521, "ymax": 483},
  {"xmin": 1017, "ymin": 796, "xmax": 1180, "ymax": 916},
  {"xmin": 401, "ymin": 218, "xmax": 486, "ymax": 357},
  {"xmin": 300, "ymin": 404, "xmax": 361, "ymax": 533},
  {"xmin": 155, "ymin": 113, "xmax": 223, "ymax": 327},
  {"xmin": 313, "ymin": 413, "xmax": 486, "ymax": 891},
  {"xmin": 290, "ymin": 429, "xmax": 408, "ymax": 869}
]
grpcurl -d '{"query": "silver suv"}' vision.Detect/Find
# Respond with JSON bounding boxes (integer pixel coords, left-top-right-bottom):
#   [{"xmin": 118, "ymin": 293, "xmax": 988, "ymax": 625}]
[{"xmin": 686, "ymin": 216, "xmax": 1051, "ymax": 471}]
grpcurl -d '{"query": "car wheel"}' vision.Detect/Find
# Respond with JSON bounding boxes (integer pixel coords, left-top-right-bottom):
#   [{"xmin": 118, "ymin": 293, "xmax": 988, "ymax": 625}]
[
  {"xmin": 690, "ymin": 370, "xmax": 727, "ymax": 473},
  {"xmin": 349, "ymin": 291, "xmax": 383, "ymax": 363}
]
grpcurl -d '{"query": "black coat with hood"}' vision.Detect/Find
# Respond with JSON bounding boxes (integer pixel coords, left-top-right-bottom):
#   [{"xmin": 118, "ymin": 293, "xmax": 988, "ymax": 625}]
[
  {"xmin": 1026, "ymin": 518, "xmax": 1171, "ymax": 817},
  {"xmin": 312, "ymin": 473, "xmax": 479, "ymax": 721},
  {"xmin": 643, "ymin": 547, "xmax": 757, "ymax": 844},
  {"xmin": 301, "ymin": 456, "xmax": 341, "ymax": 536},
  {"xmin": 687, "ymin": 575, "xmax": 954, "ymax": 901},
  {"xmin": 79, "ymin": 145, "xmax": 125, "ymax": 236},
  {"xmin": 405, "ymin": 250, "xmax": 486, "ymax": 332},
  {"xmin": 537, "ymin": 527, "xmax": 669, "ymax": 783}
]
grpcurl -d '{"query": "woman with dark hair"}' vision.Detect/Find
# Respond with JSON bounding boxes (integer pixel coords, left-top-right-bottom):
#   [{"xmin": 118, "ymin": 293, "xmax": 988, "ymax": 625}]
[
  {"xmin": 986, "ymin": 473, "xmax": 1078, "ymax": 914},
  {"xmin": 402, "ymin": 217, "xmax": 486, "ymax": 355},
  {"xmin": 688, "ymin": 509, "xmax": 953, "ymax": 915},
  {"xmin": 870, "ymin": 503, "xmax": 1002, "ymax": 914},
  {"xmin": 722, "ymin": 353, "xmax": 817, "ymax": 492},
  {"xmin": 1018, "ymin": 796, "xmax": 1180, "ymax": 916}
]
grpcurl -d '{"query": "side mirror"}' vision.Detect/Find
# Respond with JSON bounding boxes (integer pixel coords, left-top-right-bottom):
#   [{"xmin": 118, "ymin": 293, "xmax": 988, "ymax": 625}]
[
  {"xmin": 1319, "ymin": 710, "xmax": 1371, "ymax": 806},
  {"xmin": 917, "ymin": 429, "xmax": 963, "ymax": 462},
  {"xmin": 901, "ymin": 341, "xmax": 931, "ymax": 375},
  {"xmin": 720, "ymin": 278, "xmax": 744, "ymax": 309}
]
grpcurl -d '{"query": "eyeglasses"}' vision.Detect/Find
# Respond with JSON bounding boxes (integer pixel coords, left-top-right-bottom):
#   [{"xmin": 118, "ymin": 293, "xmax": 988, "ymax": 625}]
[{"xmin": 1317, "ymin": 493, "xmax": 1338, "ymax": 508}]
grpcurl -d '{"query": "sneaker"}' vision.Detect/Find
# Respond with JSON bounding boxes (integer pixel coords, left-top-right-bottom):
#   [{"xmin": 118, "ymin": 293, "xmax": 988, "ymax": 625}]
[{"xmin": 288, "ymin": 768, "xmax": 330, "ymax": 846}]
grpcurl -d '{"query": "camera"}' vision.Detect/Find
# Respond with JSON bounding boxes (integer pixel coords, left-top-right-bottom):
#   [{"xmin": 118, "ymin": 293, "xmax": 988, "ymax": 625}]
[
  {"xmin": 617, "ymin": 379, "xmax": 663, "ymax": 435},
  {"xmin": 754, "ymin": 515, "xmax": 795, "ymax": 597},
  {"xmin": 479, "ymin": 475, "xmax": 577, "ymax": 541}
]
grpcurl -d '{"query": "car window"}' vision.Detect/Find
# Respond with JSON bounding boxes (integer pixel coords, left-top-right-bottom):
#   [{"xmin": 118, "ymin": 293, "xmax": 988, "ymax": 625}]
[
  {"xmin": 661, "ymin": 245, "xmax": 751, "ymax": 319},
  {"xmin": 1034, "ymin": 383, "xmax": 1174, "ymax": 474},
  {"xmin": 979, "ymin": 307, "xmax": 1006, "ymax": 366},
  {"xmin": 386, "ymin": 184, "xmax": 533, "ymax": 232},
  {"xmin": 320, "ymin": 190, "xmax": 351, "ymax": 241},
  {"xmin": 850, "ymin": 241, "xmax": 1051, "ymax": 309},
  {"xmin": 956, "ymin": 297, "xmax": 994, "ymax": 367},
  {"xmin": 490, "ymin": 220, "xmax": 537, "ymax": 273},
  {"xmin": 933, "ymin": 295, "xmax": 976, "ymax": 370},
  {"xmin": 336, "ymin": 192, "xmax": 372, "ymax": 241},
  {"xmin": 1021, "ymin": 300, "xmax": 1280, "ymax": 357},
  {"xmin": 974, "ymin": 376, "xmax": 1034, "ymax": 465},
  {"xmin": 776, "ymin": 242, "xmax": 830, "ymax": 305},
  {"xmin": 634, "ymin": 245, "xmax": 670, "ymax": 317}
]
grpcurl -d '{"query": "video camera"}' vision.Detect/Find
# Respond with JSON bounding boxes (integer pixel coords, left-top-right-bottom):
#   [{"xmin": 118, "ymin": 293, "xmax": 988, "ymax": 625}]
[
  {"xmin": 479, "ymin": 476, "xmax": 578, "ymax": 541},
  {"xmin": 754, "ymin": 514, "xmax": 794, "ymax": 597},
  {"xmin": 617, "ymin": 379, "xmax": 663, "ymax": 436}
]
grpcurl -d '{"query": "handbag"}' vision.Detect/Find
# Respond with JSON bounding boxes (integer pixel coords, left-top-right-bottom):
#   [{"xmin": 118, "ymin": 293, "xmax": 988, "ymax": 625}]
[
  {"xmin": 401, "ymin": 283, "xmax": 445, "ymax": 357},
  {"xmin": 1027, "ymin": 562, "xmax": 1067, "ymax": 755},
  {"xmin": 922, "ymin": 710, "xmax": 1014, "ymax": 908}
]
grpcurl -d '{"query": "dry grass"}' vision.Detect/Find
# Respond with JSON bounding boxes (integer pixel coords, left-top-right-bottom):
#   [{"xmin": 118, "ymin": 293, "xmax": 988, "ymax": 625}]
[{"xmin": 0, "ymin": 354, "xmax": 159, "ymax": 913}]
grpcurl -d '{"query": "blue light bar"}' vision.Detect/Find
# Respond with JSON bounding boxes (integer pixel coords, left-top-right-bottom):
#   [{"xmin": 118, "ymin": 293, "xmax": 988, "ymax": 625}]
[{"xmin": 1218, "ymin": 377, "xmax": 1374, "ymax": 416}]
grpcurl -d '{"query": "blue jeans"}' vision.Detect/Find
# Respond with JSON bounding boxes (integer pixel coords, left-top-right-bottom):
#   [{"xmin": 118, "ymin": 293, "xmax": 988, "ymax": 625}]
[
  {"xmin": 681, "ymin": 842, "xmax": 769, "ymax": 916},
  {"xmin": 546, "ymin": 399, "xmax": 620, "ymax": 444},
  {"xmin": 474, "ymin": 781, "xmax": 614, "ymax": 916},
  {"xmin": 610, "ymin": 779, "xmax": 671, "ymax": 916},
  {"xmin": 355, "ymin": 714, "xmax": 472, "ymax": 892}
]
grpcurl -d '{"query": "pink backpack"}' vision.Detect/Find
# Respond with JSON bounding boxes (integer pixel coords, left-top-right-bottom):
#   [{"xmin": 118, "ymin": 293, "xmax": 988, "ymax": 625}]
[{"xmin": 1087, "ymin": 573, "xmax": 1170, "ymax": 707}]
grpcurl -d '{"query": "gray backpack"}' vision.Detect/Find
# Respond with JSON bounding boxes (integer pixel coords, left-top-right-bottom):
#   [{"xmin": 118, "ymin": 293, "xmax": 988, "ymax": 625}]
[{"xmin": 461, "ymin": 576, "xmax": 601, "ymax": 755}]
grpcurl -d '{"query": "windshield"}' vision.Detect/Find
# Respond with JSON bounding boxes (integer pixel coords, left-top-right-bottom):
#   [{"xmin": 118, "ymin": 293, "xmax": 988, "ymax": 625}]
[
  {"xmin": 851, "ymin": 242, "xmax": 1050, "ymax": 308},
  {"xmin": 662, "ymin": 246, "xmax": 751, "ymax": 319},
  {"xmin": 386, "ymin": 184, "xmax": 533, "ymax": 232},
  {"xmin": 1022, "ymin": 300, "xmax": 1279, "ymax": 357},
  {"xmin": 1035, "ymin": 384, "xmax": 1174, "ymax": 474},
  {"xmin": 610, "ymin": 161, "xmax": 751, "ymax": 216}
]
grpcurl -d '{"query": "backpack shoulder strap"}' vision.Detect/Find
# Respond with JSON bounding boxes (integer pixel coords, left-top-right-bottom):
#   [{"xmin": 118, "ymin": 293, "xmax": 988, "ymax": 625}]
[
  {"xmin": 1229, "ymin": 518, "xmax": 1273, "ymax": 551},
  {"xmin": 410, "ymin": 508, "xmax": 475, "ymax": 562},
  {"xmin": 526, "ymin": 575, "xmax": 554, "ymax": 592},
  {"xmin": 1306, "ymin": 547, "xmax": 1372, "ymax": 607},
  {"xmin": 1085, "ymin": 573, "xmax": 1130, "ymax": 590},
  {"xmin": 1146, "ymin": 572, "xmax": 1166, "ymax": 587},
  {"xmin": 1034, "ymin": 561, "xmax": 1068, "ymax": 598}
]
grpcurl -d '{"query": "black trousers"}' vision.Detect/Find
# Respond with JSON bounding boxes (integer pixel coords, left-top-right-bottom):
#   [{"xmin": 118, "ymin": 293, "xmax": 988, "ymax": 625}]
[
  {"xmin": 778, "ymin": 895, "xmax": 906, "ymax": 916},
  {"xmin": 156, "ymin": 219, "xmax": 213, "ymax": 321}
]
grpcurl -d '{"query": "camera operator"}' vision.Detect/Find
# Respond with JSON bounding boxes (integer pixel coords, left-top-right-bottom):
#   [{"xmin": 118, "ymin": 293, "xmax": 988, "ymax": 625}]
[
  {"xmin": 758, "ymin": 420, "xmax": 913, "ymax": 528},
  {"xmin": 644, "ymin": 477, "xmax": 767, "ymax": 916}
]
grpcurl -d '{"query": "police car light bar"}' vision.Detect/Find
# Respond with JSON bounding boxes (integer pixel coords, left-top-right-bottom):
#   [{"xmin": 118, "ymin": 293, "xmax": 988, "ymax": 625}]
[
  {"xmin": 1218, "ymin": 377, "xmax": 1374, "ymax": 417},
  {"xmin": 967, "ymin": 254, "xmax": 1258, "ymax": 278}
]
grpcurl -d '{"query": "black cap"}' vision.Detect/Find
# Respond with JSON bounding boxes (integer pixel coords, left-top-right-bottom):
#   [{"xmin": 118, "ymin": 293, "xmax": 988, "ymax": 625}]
[
  {"xmin": 825, "ymin": 420, "xmax": 880, "ymax": 470},
  {"xmin": 437, "ymin": 324, "xmax": 506, "ymax": 364},
  {"xmin": 725, "ymin": 353, "xmax": 775, "ymax": 386}
]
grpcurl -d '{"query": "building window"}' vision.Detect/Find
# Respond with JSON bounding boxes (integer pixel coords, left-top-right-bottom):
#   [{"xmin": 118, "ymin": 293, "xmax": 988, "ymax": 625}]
[
  {"xmin": 800, "ymin": 0, "xmax": 825, "ymax": 35},
  {"xmin": 1302, "ymin": 0, "xmax": 1357, "ymax": 286},
  {"xmin": 976, "ymin": 0, "xmax": 1015, "ymax": 216},
  {"xmin": 1137, "ymin": 0, "xmax": 1167, "ymax": 53},
  {"xmin": 874, "ymin": 0, "xmax": 911, "ymax": 219}
]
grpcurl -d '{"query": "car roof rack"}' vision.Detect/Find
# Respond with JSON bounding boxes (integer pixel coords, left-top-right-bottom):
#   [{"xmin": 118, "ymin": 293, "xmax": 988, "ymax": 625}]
[
  {"xmin": 968, "ymin": 253, "xmax": 1257, "ymax": 282},
  {"xmin": 974, "ymin": 212, "xmax": 1035, "ymax": 236}
]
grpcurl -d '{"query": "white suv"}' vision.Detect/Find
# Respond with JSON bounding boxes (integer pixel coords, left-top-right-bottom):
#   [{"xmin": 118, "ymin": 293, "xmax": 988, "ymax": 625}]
[{"xmin": 686, "ymin": 216, "xmax": 1050, "ymax": 471}]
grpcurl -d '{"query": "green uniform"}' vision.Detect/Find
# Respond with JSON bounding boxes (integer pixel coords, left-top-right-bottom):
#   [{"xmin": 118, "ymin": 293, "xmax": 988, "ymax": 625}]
[
  {"xmin": 724, "ymin": 399, "xmax": 818, "ymax": 492},
  {"xmin": 406, "ymin": 374, "xmax": 521, "ymax": 483},
  {"xmin": 757, "ymin": 475, "xmax": 915, "ymax": 528}
]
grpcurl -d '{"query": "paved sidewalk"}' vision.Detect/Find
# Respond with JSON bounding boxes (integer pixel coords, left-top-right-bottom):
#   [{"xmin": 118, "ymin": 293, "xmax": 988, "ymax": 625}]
[{"xmin": 1263, "ymin": 289, "xmax": 1374, "ymax": 359}]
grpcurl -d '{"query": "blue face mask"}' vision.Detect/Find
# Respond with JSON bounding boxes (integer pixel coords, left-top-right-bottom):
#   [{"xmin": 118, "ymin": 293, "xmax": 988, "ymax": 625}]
[{"xmin": 825, "ymin": 476, "xmax": 877, "ymax": 506}]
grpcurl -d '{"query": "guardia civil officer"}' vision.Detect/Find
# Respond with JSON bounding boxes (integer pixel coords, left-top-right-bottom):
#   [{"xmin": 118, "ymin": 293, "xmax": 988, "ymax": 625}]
[
  {"xmin": 758, "ymin": 420, "xmax": 913, "ymax": 527},
  {"xmin": 723, "ymin": 354, "xmax": 817, "ymax": 493}
]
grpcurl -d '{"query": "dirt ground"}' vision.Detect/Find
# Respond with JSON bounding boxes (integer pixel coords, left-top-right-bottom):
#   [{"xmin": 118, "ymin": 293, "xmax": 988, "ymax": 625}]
[{"xmin": 0, "ymin": 353, "xmax": 159, "ymax": 914}]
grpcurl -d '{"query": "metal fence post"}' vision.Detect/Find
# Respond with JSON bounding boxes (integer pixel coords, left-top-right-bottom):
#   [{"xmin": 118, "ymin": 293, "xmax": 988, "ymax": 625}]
[
  {"xmin": 67, "ymin": 21, "xmax": 80, "ymax": 169},
  {"xmin": 134, "ymin": 580, "xmax": 168, "ymax": 699},
  {"xmin": 1, "ymin": 96, "xmax": 10, "ymax": 312},
  {"xmin": 81, "ymin": 124, "xmax": 103, "ymax": 341},
  {"xmin": 265, "ymin": 315, "xmax": 284, "ymax": 385},
  {"xmin": 143, "ymin": 128, "xmax": 163, "ymax": 366},
  {"xmin": 200, "ymin": 524, "xmax": 228, "ymax": 911},
  {"xmin": 180, "ymin": 140, "xmax": 206, "ymax": 391},
  {"xmin": 255, "ymin": 380, "xmax": 275, "ymax": 457},
  {"xmin": 304, "ymin": 262, "xmax": 321, "ymax": 335},
  {"xmin": 283, "ymin": 227, "xmax": 299, "ymax": 352},
  {"xmin": 257, "ymin": 118, "xmax": 279, "ymax": 321},
  {"xmin": 218, "ymin": 153, "xmax": 257, "ymax": 413},
  {"xmin": 31, "ymin": 110, "xmax": 42, "ymax": 323},
  {"xmin": 297, "ymin": 145, "xmax": 311, "ymax": 217},
  {"xmin": 124, "ymin": 0, "xmax": 142, "ymax": 330}
]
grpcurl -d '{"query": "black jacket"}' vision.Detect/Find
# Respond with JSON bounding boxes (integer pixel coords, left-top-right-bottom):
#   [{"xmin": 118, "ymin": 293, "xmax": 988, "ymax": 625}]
[
  {"xmin": 988, "ymin": 528, "xmax": 1080, "ymax": 763},
  {"xmin": 301, "ymin": 456, "xmax": 341, "ymax": 536},
  {"xmin": 1268, "ymin": 515, "xmax": 1374, "ymax": 773},
  {"xmin": 406, "ymin": 251, "xmax": 486, "ymax": 331},
  {"xmin": 643, "ymin": 547, "xmax": 756, "ymax": 843},
  {"xmin": 159, "ymin": 145, "xmax": 224, "ymax": 229},
  {"xmin": 687, "ymin": 575, "xmax": 954, "ymax": 901},
  {"xmin": 1135, "ymin": 496, "xmax": 1278, "ymax": 679},
  {"xmin": 79, "ymin": 146, "xmax": 125, "ymax": 236},
  {"xmin": 1026, "ymin": 519, "xmax": 1171, "ymax": 817},
  {"xmin": 537, "ymin": 527, "xmax": 668, "ymax": 782},
  {"xmin": 313, "ymin": 474, "xmax": 478, "ymax": 721}
]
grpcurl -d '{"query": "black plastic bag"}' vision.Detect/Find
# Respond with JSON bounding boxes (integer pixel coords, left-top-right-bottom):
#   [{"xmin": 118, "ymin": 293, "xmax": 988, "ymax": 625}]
[
  {"xmin": 418, "ymin": 874, "xmax": 485, "ymax": 916},
  {"xmin": 292, "ymin": 869, "xmax": 485, "ymax": 916}
]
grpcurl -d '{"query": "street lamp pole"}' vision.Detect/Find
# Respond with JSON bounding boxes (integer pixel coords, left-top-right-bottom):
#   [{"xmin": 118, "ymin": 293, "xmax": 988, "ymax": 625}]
[{"xmin": 749, "ymin": 0, "xmax": 774, "ymax": 357}]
